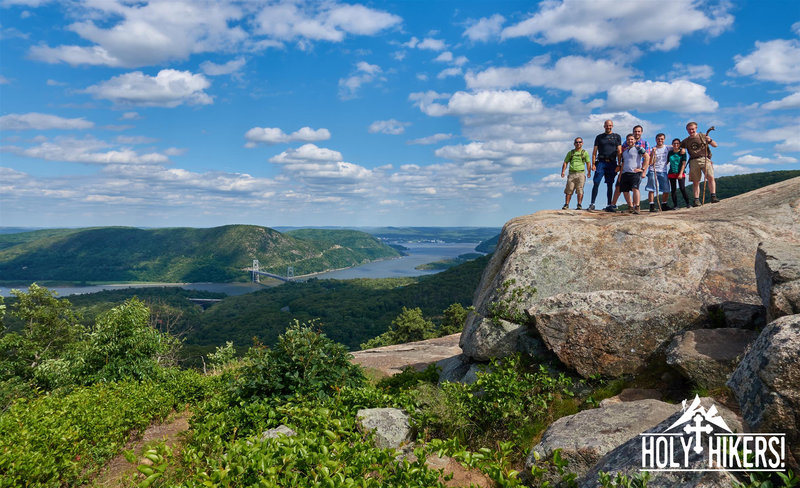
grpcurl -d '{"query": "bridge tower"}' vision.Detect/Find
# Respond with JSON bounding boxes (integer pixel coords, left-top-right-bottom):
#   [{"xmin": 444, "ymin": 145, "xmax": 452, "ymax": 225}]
[
  {"xmin": 252, "ymin": 259, "xmax": 260, "ymax": 283},
  {"xmin": 287, "ymin": 266, "xmax": 294, "ymax": 280}
]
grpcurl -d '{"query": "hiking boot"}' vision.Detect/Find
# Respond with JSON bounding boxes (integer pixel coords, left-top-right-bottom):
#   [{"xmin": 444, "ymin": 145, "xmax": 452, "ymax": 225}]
[
  {"xmin": 588, "ymin": 203, "xmax": 595, "ymax": 211},
  {"xmin": 562, "ymin": 203, "xmax": 569, "ymax": 210},
  {"xmin": 633, "ymin": 205, "xmax": 640, "ymax": 215},
  {"xmin": 604, "ymin": 205, "xmax": 617, "ymax": 213},
  {"xmin": 649, "ymin": 203, "xmax": 656, "ymax": 212},
  {"xmin": 710, "ymin": 194, "xmax": 720, "ymax": 203},
  {"xmin": 576, "ymin": 204, "xmax": 583, "ymax": 210},
  {"xmin": 692, "ymin": 198, "xmax": 701, "ymax": 207},
  {"xmin": 662, "ymin": 203, "xmax": 672, "ymax": 211}
]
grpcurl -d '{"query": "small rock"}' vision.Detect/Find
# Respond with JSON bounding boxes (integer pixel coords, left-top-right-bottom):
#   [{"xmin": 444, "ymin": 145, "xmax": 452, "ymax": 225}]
[
  {"xmin": 356, "ymin": 408, "xmax": 412, "ymax": 449},
  {"xmin": 259, "ymin": 424, "xmax": 296, "ymax": 441}
]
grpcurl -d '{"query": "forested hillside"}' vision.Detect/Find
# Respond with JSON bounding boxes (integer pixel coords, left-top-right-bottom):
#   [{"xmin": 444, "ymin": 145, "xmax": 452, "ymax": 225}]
[
  {"xmin": 686, "ymin": 170, "xmax": 800, "ymax": 199},
  {"xmin": 0, "ymin": 226, "xmax": 400, "ymax": 283}
]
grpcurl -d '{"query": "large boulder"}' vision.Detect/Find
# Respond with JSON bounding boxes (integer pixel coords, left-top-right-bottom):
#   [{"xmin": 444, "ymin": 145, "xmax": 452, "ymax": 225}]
[
  {"xmin": 527, "ymin": 291, "xmax": 705, "ymax": 377},
  {"xmin": 525, "ymin": 399, "xmax": 678, "ymax": 484},
  {"xmin": 727, "ymin": 313, "xmax": 800, "ymax": 469},
  {"xmin": 666, "ymin": 328, "xmax": 758, "ymax": 389},
  {"xmin": 580, "ymin": 398, "xmax": 743, "ymax": 488},
  {"xmin": 356, "ymin": 408, "xmax": 412, "ymax": 449},
  {"xmin": 755, "ymin": 240, "xmax": 800, "ymax": 322},
  {"xmin": 460, "ymin": 177, "xmax": 800, "ymax": 369}
]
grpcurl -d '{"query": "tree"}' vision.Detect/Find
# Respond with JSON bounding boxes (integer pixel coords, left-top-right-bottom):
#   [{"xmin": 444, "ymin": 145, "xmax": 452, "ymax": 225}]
[
  {"xmin": 439, "ymin": 303, "xmax": 470, "ymax": 335},
  {"xmin": 360, "ymin": 306, "xmax": 435, "ymax": 349}
]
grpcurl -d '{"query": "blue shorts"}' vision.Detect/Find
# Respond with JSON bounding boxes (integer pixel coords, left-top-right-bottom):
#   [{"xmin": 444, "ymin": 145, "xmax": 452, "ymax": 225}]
[
  {"xmin": 645, "ymin": 170, "xmax": 670, "ymax": 193},
  {"xmin": 593, "ymin": 159, "xmax": 617, "ymax": 185}
]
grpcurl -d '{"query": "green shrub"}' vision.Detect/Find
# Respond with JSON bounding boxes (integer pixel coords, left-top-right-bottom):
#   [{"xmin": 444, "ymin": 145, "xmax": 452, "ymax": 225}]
[{"xmin": 230, "ymin": 320, "xmax": 366, "ymax": 401}]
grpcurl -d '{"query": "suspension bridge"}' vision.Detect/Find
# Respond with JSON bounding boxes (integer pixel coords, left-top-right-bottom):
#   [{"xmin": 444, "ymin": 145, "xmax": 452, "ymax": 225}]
[{"xmin": 246, "ymin": 259, "xmax": 295, "ymax": 282}]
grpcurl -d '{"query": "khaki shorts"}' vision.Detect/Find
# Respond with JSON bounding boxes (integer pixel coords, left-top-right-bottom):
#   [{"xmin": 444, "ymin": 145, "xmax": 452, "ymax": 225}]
[
  {"xmin": 564, "ymin": 171, "xmax": 586, "ymax": 195},
  {"xmin": 689, "ymin": 157, "xmax": 714, "ymax": 182}
]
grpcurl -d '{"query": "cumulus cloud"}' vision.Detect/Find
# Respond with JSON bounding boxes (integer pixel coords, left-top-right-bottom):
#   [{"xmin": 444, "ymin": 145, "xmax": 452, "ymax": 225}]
[
  {"xmin": 711, "ymin": 164, "xmax": 761, "ymax": 177},
  {"xmin": 501, "ymin": 0, "xmax": 733, "ymax": 50},
  {"xmin": 739, "ymin": 120, "xmax": 800, "ymax": 153},
  {"xmin": 412, "ymin": 89, "xmax": 544, "ymax": 117},
  {"xmin": 84, "ymin": 69, "xmax": 212, "ymax": 107},
  {"xmin": 200, "ymin": 57, "xmax": 246, "ymax": 76},
  {"xmin": 732, "ymin": 39, "xmax": 800, "ymax": 83},
  {"xmin": 463, "ymin": 14, "xmax": 505, "ymax": 42},
  {"xmin": 729, "ymin": 153, "xmax": 798, "ymax": 165},
  {"xmin": 244, "ymin": 126, "xmax": 331, "ymax": 147},
  {"xmin": 269, "ymin": 143, "xmax": 343, "ymax": 164},
  {"xmin": 368, "ymin": 119, "xmax": 409, "ymax": 135},
  {"xmin": 670, "ymin": 63, "xmax": 714, "ymax": 81},
  {"xmin": 268, "ymin": 143, "xmax": 376, "ymax": 189},
  {"xmin": 406, "ymin": 133, "xmax": 453, "ymax": 145},
  {"xmin": 761, "ymin": 91, "xmax": 800, "ymax": 110},
  {"xmin": 338, "ymin": 61, "xmax": 383, "ymax": 99},
  {"xmin": 29, "ymin": 0, "xmax": 247, "ymax": 68},
  {"xmin": 466, "ymin": 55, "xmax": 636, "ymax": 96},
  {"xmin": 254, "ymin": 2, "xmax": 400, "ymax": 43},
  {"xmin": 2, "ymin": 136, "xmax": 169, "ymax": 164},
  {"xmin": 0, "ymin": 112, "xmax": 94, "ymax": 130},
  {"xmin": 120, "ymin": 111, "xmax": 141, "ymax": 120},
  {"xmin": 606, "ymin": 80, "xmax": 719, "ymax": 113}
]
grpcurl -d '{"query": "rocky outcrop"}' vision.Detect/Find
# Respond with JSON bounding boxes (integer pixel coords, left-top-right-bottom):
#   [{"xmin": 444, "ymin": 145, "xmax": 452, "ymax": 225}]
[
  {"xmin": 258, "ymin": 425, "xmax": 296, "ymax": 441},
  {"xmin": 727, "ymin": 313, "xmax": 800, "ymax": 468},
  {"xmin": 459, "ymin": 177, "xmax": 800, "ymax": 377},
  {"xmin": 350, "ymin": 333, "xmax": 462, "ymax": 377},
  {"xmin": 666, "ymin": 328, "xmax": 758, "ymax": 389},
  {"xmin": 527, "ymin": 291, "xmax": 705, "ymax": 377},
  {"xmin": 525, "ymin": 399, "xmax": 678, "ymax": 484},
  {"xmin": 580, "ymin": 398, "xmax": 743, "ymax": 488},
  {"xmin": 755, "ymin": 240, "xmax": 800, "ymax": 322},
  {"xmin": 356, "ymin": 408, "xmax": 412, "ymax": 449}
]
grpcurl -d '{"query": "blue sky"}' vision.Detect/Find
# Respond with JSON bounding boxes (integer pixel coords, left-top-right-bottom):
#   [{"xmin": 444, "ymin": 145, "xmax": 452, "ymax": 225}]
[{"xmin": 1, "ymin": 0, "xmax": 798, "ymax": 228}]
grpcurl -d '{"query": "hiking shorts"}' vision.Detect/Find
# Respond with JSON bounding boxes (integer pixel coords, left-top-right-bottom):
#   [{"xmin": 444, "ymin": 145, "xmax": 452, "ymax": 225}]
[
  {"xmin": 619, "ymin": 172, "xmax": 642, "ymax": 192},
  {"xmin": 593, "ymin": 159, "xmax": 617, "ymax": 185},
  {"xmin": 565, "ymin": 172, "xmax": 586, "ymax": 195},
  {"xmin": 689, "ymin": 157, "xmax": 713, "ymax": 182},
  {"xmin": 644, "ymin": 170, "xmax": 670, "ymax": 193}
]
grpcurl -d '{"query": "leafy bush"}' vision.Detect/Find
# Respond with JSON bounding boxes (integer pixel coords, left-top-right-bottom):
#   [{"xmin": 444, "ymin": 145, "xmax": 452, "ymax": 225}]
[
  {"xmin": 230, "ymin": 321, "xmax": 366, "ymax": 401},
  {"xmin": 0, "ymin": 378, "xmax": 194, "ymax": 487}
]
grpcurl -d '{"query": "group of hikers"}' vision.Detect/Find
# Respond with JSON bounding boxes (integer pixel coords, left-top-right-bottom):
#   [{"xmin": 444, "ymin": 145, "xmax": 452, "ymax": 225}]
[{"xmin": 560, "ymin": 120, "xmax": 718, "ymax": 214}]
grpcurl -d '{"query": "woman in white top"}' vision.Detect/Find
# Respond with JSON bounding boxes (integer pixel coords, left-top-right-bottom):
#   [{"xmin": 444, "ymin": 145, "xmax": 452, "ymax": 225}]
[{"xmin": 645, "ymin": 133, "xmax": 672, "ymax": 211}]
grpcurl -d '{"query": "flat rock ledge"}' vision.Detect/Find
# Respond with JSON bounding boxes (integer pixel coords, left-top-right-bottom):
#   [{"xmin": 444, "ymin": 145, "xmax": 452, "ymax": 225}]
[{"xmin": 350, "ymin": 333, "xmax": 462, "ymax": 377}]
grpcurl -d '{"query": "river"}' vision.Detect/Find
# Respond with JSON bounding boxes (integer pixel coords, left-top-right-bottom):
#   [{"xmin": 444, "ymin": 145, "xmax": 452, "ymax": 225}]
[{"xmin": 0, "ymin": 242, "xmax": 481, "ymax": 297}]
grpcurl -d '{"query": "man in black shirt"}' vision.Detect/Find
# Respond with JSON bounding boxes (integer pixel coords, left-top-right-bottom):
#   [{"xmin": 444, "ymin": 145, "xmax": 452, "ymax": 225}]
[{"xmin": 590, "ymin": 119, "xmax": 622, "ymax": 211}]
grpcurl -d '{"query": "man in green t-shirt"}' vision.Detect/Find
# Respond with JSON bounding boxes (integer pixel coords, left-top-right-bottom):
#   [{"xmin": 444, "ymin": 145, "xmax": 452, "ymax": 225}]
[{"xmin": 560, "ymin": 137, "xmax": 591, "ymax": 210}]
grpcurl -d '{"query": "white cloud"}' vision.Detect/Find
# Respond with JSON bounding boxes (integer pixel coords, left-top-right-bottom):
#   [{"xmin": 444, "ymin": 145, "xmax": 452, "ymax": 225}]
[
  {"xmin": 711, "ymin": 164, "xmax": 761, "ymax": 177},
  {"xmin": 338, "ymin": 61, "xmax": 383, "ymax": 99},
  {"xmin": 466, "ymin": 55, "xmax": 636, "ymax": 96},
  {"xmin": 406, "ymin": 133, "xmax": 453, "ymax": 145},
  {"xmin": 244, "ymin": 126, "xmax": 331, "ymax": 146},
  {"xmin": 762, "ymin": 90, "xmax": 800, "ymax": 110},
  {"xmin": 732, "ymin": 39, "xmax": 800, "ymax": 83},
  {"xmin": 670, "ymin": 63, "xmax": 714, "ymax": 81},
  {"xmin": 120, "ymin": 111, "xmax": 141, "ymax": 120},
  {"xmin": 268, "ymin": 144, "xmax": 376, "ymax": 189},
  {"xmin": 729, "ymin": 154, "xmax": 798, "ymax": 165},
  {"xmin": 29, "ymin": 0, "xmax": 247, "ymax": 68},
  {"xmin": 501, "ymin": 0, "xmax": 733, "ymax": 50},
  {"xmin": 0, "ymin": 112, "xmax": 94, "ymax": 130},
  {"xmin": 417, "ymin": 37, "xmax": 446, "ymax": 51},
  {"xmin": 368, "ymin": 119, "xmax": 409, "ymax": 135},
  {"xmin": 200, "ymin": 57, "xmax": 246, "ymax": 76},
  {"xmin": 437, "ymin": 67, "xmax": 462, "ymax": 79},
  {"xmin": 463, "ymin": 14, "xmax": 505, "ymax": 42},
  {"xmin": 606, "ymin": 80, "xmax": 719, "ymax": 113},
  {"xmin": 413, "ymin": 89, "xmax": 544, "ymax": 117},
  {"xmin": 84, "ymin": 69, "xmax": 212, "ymax": 107},
  {"xmin": 253, "ymin": 2, "xmax": 400, "ymax": 43},
  {"xmin": 269, "ymin": 144, "xmax": 343, "ymax": 164},
  {"xmin": 2, "ymin": 136, "xmax": 169, "ymax": 164},
  {"xmin": 739, "ymin": 120, "xmax": 800, "ymax": 153}
]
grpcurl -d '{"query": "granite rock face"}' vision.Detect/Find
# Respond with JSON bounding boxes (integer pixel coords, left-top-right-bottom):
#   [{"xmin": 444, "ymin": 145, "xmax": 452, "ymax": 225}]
[
  {"xmin": 728, "ymin": 313, "xmax": 800, "ymax": 469},
  {"xmin": 460, "ymin": 177, "xmax": 800, "ymax": 374},
  {"xmin": 527, "ymin": 290, "xmax": 705, "ymax": 377},
  {"xmin": 755, "ymin": 240, "xmax": 800, "ymax": 322},
  {"xmin": 525, "ymin": 399, "xmax": 678, "ymax": 484},
  {"xmin": 666, "ymin": 328, "xmax": 758, "ymax": 389},
  {"xmin": 579, "ymin": 398, "xmax": 742, "ymax": 488}
]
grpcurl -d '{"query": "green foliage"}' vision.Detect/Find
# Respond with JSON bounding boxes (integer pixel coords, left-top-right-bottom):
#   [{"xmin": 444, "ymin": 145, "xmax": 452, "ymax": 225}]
[
  {"xmin": 0, "ymin": 376, "xmax": 198, "ymax": 487},
  {"xmin": 439, "ymin": 302, "xmax": 470, "ymax": 335},
  {"xmin": 427, "ymin": 438, "xmax": 525, "ymax": 487},
  {"xmin": 377, "ymin": 364, "xmax": 440, "ymax": 395},
  {"xmin": 230, "ymin": 321, "xmax": 366, "ymax": 401},
  {"xmin": 733, "ymin": 469, "xmax": 799, "ymax": 488},
  {"xmin": 207, "ymin": 341, "xmax": 237, "ymax": 372},
  {"xmin": 686, "ymin": 169, "xmax": 800, "ymax": 200},
  {"xmin": 361, "ymin": 306, "xmax": 435, "ymax": 349},
  {"xmin": 475, "ymin": 234, "xmax": 500, "ymax": 254},
  {"xmin": 596, "ymin": 470, "xmax": 651, "ymax": 487},
  {"xmin": 413, "ymin": 354, "xmax": 574, "ymax": 448}
]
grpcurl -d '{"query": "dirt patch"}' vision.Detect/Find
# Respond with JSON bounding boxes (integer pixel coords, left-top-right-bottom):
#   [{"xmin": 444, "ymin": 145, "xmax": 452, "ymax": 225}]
[{"xmin": 90, "ymin": 409, "xmax": 191, "ymax": 487}]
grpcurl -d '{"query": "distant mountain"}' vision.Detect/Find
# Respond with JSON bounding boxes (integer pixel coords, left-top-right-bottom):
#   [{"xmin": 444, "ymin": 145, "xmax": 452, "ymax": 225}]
[
  {"xmin": 0, "ymin": 225, "xmax": 401, "ymax": 283},
  {"xmin": 685, "ymin": 169, "xmax": 800, "ymax": 199}
]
